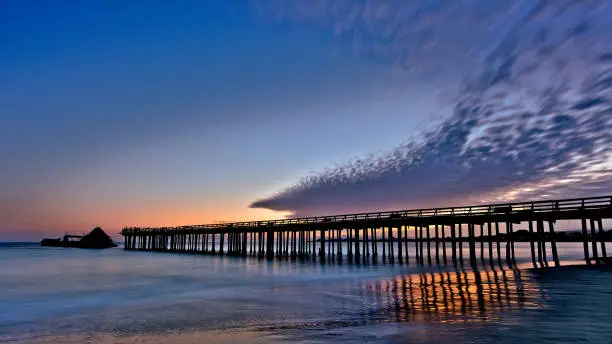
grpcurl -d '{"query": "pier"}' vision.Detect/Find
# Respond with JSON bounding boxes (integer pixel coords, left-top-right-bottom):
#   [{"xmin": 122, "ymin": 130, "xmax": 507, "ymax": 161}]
[{"xmin": 122, "ymin": 195, "xmax": 612, "ymax": 268}]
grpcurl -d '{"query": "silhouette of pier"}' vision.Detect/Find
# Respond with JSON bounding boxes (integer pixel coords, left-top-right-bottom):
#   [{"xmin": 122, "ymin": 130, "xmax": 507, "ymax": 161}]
[{"xmin": 121, "ymin": 195, "xmax": 612, "ymax": 268}]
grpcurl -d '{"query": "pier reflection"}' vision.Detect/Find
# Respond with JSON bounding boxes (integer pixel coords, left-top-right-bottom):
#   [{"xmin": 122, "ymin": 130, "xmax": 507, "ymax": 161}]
[{"xmin": 365, "ymin": 267, "xmax": 541, "ymax": 324}]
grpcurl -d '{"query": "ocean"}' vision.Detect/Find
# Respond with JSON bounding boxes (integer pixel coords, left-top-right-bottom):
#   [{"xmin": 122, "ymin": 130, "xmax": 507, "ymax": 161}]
[{"xmin": 1, "ymin": 242, "xmax": 612, "ymax": 343}]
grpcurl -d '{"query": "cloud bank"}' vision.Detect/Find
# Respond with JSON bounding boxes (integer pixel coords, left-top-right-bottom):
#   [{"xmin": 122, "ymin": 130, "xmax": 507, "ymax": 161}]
[{"xmin": 251, "ymin": 0, "xmax": 612, "ymax": 216}]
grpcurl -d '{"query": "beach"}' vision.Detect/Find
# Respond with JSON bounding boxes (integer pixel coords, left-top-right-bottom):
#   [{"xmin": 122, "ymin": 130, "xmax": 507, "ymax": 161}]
[{"xmin": 1, "ymin": 243, "xmax": 612, "ymax": 343}]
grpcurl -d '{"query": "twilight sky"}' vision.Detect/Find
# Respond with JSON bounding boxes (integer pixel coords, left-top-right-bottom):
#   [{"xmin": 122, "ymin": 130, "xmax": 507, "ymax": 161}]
[{"xmin": 1, "ymin": 0, "xmax": 611, "ymax": 240}]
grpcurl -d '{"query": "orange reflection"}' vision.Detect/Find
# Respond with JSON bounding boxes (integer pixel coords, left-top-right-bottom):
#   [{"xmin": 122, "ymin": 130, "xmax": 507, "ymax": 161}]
[{"xmin": 364, "ymin": 267, "xmax": 542, "ymax": 324}]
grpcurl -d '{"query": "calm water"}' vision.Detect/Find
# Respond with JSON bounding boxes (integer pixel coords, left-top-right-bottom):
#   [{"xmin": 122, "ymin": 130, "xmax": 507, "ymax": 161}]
[{"xmin": 1, "ymin": 243, "xmax": 612, "ymax": 343}]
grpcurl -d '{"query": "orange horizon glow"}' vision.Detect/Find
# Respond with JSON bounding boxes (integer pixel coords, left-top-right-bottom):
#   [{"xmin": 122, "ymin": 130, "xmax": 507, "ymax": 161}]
[{"xmin": 0, "ymin": 203, "xmax": 293, "ymax": 240}]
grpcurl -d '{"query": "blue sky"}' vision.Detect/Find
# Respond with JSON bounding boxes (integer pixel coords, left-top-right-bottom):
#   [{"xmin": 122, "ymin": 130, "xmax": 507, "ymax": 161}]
[
  {"xmin": 1, "ymin": 0, "xmax": 611, "ymax": 240},
  {"xmin": 0, "ymin": 0, "xmax": 432, "ymax": 239}
]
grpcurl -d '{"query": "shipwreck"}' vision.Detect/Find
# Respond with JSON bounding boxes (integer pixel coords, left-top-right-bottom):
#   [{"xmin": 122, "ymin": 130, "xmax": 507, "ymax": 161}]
[{"xmin": 41, "ymin": 227, "xmax": 117, "ymax": 249}]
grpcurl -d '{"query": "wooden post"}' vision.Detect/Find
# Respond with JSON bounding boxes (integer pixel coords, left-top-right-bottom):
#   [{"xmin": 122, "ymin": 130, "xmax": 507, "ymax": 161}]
[
  {"xmin": 468, "ymin": 223, "xmax": 477, "ymax": 267},
  {"xmin": 295, "ymin": 230, "xmax": 299, "ymax": 258},
  {"xmin": 404, "ymin": 226, "xmax": 410, "ymax": 264},
  {"xmin": 451, "ymin": 224, "xmax": 457, "ymax": 265},
  {"xmin": 281, "ymin": 231, "xmax": 285, "ymax": 257},
  {"xmin": 495, "ymin": 222, "xmax": 501, "ymax": 262},
  {"xmin": 275, "ymin": 232, "xmax": 280, "ymax": 257},
  {"xmin": 283, "ymin": 231, "xmax": 288, "ymax": 257},
  {"xmin": 289, "ymin": 231, "xmax": 296, "ymax": 259},
  {"xmin": 364, "ymin": 227, "xmax": 370, "ymax": 258},
  {"xmin": 397, "ymin": 226, "xmax": 403, "ymax": 263},
  {"xmin": 248, "ymin": 232, "xmax": 252, "ymax": 255},
  {"xmin": 479, "ymin": 224, "xmax": 484, "ymax": 263},
  {"xmin": 388, "ymin": 227, "xmax": 394, "ymax": 262},
  {"xmin": 241, "ymin": 232, "xmax": 247, "ymax": 256},
  {"xmin": 338, "ymin": 229, "xmax": 343, "ymax": 260},
  {"xmin": 548, "ymin": 221, "xmax": 560, "ymax": 267},
  {"xmin": 266, "ymin": 230, "xmax": 274, "ymax": 260},
  {"xmin": 324, "ymin": 230, "xmax": 329, "ymax": 258},
  {"xmin": 441, "ymin": 225, "xmax": 447, "ymax": 264},
  {"xmin": 415, "ymin": 226, "xmax": 420, "ymax": 264},
  {"xmin": 505, "ymin": 222, "xmax": 512, "ymax": 266},
  {"xmin": 354, "ymin": 228, "xmax": 360, "ymax": 262},
  {"xmin": 590, "ymin": 219, "xmax": 600, "ymax": 264},
  {"xmin": 234, "ymin": 233, "xmax": 238, "ymax": 255},
  {"xmin": 419, "ymin": 226, "xmax": 424, "ymax": 265},
  {"xmin": 312, "ymin": 230, "xmax": 317, "ymax": 261},
  {"xmin": 435, "ymin": 224, "xmax": 440, "ymax": 264},
  {"xmin": 528, "ymin": 221, "xmax": 537, "ymax": 268},
  {"xmin": 458, "ymin": 224, "xmax": 464, "ymax": 265},
  {"xmin": 295, "ymin": 231, "xmax": 304, "ymax": 259},
  {"xmin": 330, "ymin": 230, "xmax": 334, "ymax": 259},
  {"xmin": 302, "ymin": 231, "xmax": 310, "ymax": 258},
  {"xmin": 426, "ymin": 226, "xmax": 432, "ymax": 265},
  {"xmin": 598, "ymin": 219, "xmax": 607, "ymax": 259},
  {"xmin": 319, "ymin": 230, "xmax": 326, "ymax": 259},
  {"xmin": 380, "ymin": 228, "xmax": 385, "ymax": 261},
  {"xmin": 537, "ymin": 220, "xmax": 548, "ymax": 267},
  {"xmin": 295, "ymin": 231, "xmax": 299, "ymax": 258},
  {"xmin": 581, "ymin": 218, "xmax": 591, "ymax": 264},
  {"xmin": 487, "ymin": 222, "xmax": 493, "ymax": 263},
  {"xmin": 259, "ymin": 232, "xmax": 264, "ymax": 257},
  {"xmin": 373, "ymin": 227, "xmax": 378, "ymax": 258}
]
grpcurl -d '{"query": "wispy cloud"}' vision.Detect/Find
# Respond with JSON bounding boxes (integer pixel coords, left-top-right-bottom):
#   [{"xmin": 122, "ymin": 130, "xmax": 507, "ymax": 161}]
[{"xmin": 251, "ymin": 0, "xmax": 612, "ymax": 216}]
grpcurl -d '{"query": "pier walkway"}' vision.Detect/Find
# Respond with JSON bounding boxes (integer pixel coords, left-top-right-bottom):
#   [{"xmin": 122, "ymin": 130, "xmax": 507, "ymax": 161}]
[{"xmin": 122, "ymin": 195, "xmax": 612, "ymax": 267}]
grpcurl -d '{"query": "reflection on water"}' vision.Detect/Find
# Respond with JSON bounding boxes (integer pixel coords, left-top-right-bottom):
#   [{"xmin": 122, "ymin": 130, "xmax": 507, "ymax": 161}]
[{"xmin": 368, "ymin": 267, "xmax": 540, "ymax": 324}]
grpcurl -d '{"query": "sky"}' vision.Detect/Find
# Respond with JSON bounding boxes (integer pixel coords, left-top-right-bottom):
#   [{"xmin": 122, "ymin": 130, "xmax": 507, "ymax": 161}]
[{"xmin": 1, "ymin": 0, "xmax": 611, "ymax": 240}]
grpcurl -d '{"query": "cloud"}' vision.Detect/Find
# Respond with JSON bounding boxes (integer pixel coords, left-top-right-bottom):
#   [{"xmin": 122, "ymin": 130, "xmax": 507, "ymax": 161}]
[{"xmin": 250, "ymin": 0, "xmax": 612, "ymax": 216}]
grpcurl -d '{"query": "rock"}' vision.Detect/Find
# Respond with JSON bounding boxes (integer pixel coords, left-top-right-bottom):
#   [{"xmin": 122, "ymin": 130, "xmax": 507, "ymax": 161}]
[{"xmin": 76, "ymin": 227, "xmax": 117, "ymax": 249}]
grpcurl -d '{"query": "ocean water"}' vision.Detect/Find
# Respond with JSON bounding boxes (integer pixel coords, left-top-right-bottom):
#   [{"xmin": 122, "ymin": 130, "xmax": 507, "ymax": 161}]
[{"xmin": 1, "ymin": 243, "xmax": 612, "ymax": 344}]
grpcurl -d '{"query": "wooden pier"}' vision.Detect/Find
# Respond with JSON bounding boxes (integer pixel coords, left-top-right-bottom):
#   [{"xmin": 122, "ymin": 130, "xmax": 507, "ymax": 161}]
[{"xmin": 121, "ymin": 196, "xmax": 612, "ymax": 268}]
